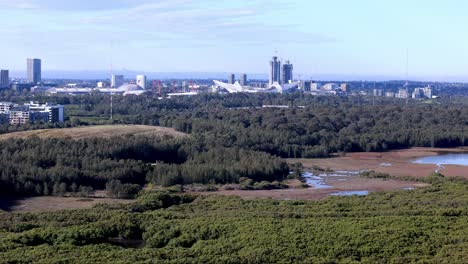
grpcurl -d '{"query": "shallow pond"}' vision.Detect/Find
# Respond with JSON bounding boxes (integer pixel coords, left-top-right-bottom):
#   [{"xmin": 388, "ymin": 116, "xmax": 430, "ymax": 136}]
[
  {"xmin": 302, "ymin": 172, "xmax": 332, "ymax": 189},
  {"xmin": 412, "ymin": 154, "xmax": 468, "ymax": 166},
  {"xmin": 330, "ymin": 190, "xmax": 369, "ymax": 196}
]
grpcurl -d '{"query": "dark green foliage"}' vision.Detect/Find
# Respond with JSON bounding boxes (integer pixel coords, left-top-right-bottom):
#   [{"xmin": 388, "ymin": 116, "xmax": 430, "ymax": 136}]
[
  {"xmin": 0, "ymin": 93, "xmax": 466, "ymax": 195},
  {"xmin": 147, "ymin": 148, "xmax": 289, "ymax": 187},
  {"xmin": 105, "ymin": 180, "xmax": 141, "ymax": 199},
  {"xmin": 0, "ymin": 182, "xmax": 467, "ymax": 263},
  {"xmin": 3, "ymin": 93, "xmax": 466, "ymax": 158},
  {"xmin": 0, "ymin": 136, "xmax": 289, "ymax": 196}
]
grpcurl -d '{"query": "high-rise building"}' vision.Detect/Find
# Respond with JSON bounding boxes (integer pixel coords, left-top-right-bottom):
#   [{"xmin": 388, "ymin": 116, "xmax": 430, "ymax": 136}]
[
  {"xmin": 136, "ymin": 75, "xmax": 147, "ymax": 89},
  {"xmin": 269, "ymin": 56, "xmax": 281, "ymax": 84},
  {"xmin": 111, "ymin": 74, "xmax": 124, "ymax": 88},
  {"xmin": 239, "ymin": 74, "xmax": 248, "ymax": 86},
  {"xmin": 228, "ymin": 74, "xmax": 235, "ymax": 84},
  {"xmin": 0, "ymin": 70, "xmax": 9, "ymax": 88},
  {"xmin": 281, "ymin": 60, "xmax": 293, "ymax": 84},
  {"xmin": 27, "ymin": 58, "xmax": 41, "ymax": 84}
]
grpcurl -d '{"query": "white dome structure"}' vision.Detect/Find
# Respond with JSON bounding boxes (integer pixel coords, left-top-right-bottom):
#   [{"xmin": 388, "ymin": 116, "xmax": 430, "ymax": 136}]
[{"xmin": 117, "ymin": 83, "xmax": 144, "ymax": 92}]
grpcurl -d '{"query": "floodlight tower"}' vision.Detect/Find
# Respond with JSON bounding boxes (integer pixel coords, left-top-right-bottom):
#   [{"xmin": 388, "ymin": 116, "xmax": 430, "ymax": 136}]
[
  {"xmin": 405, "ymin": 49, "xmax": 409, "ymax": 105},
  {"xmin": 158, "ymin": 80, "xmax": 162, "ymax": 97}
]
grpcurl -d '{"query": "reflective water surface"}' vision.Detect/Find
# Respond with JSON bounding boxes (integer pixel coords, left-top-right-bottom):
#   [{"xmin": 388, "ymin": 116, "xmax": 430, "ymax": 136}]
[
  {"xmin": 330, "ymin": 191, "xmax": 369, "ymax": 196},
  {"xmin": 412, "ymin": 154, "xmax": 468, "ymax": 166}
]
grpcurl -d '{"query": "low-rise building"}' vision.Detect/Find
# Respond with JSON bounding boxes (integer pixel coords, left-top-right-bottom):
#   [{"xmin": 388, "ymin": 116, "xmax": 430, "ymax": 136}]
[
  {"xmin": 396, "ymin": 88, "xmax": 409, "ymax": 99},
  {"xmin": 0, "ymin": 101, "xmax": 64, "ymax": 125},
  {"xmin": 373, "ymin": 89, "xmax": 384, "ymax": 97},
  {"xmin": 0, "ymin": 102, "xmax": 14, "ymax": 113}
]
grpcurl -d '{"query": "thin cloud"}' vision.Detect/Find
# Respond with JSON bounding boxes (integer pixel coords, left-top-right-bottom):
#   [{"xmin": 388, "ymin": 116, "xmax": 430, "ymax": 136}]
[{"xmin": 0, "ymin": 0, "xmax": 38, "ymax": 9}]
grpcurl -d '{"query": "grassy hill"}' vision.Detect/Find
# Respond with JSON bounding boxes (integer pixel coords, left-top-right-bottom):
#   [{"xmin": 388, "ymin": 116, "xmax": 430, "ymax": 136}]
[{"xmin": 0, "ymin": 125, "xmax": 188, "ymax": 140}]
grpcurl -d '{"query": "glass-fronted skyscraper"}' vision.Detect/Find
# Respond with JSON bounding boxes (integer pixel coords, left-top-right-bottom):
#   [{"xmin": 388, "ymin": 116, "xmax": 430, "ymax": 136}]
[
  {"xmin": 240, "ymin": 74, "xmax": 247, "ymax": 86},
  {"xmin": 111, "ymin": 74, "xmax": 124, "ymax": 88},
  {"xmin": 228, "ymin": 74, "xmax": 235, "ymax": 84},
  {"xmin": 0, "ymin": 70, "xmax": 9, "ymax": 88},
  {"xmin": 281, "ymin": 60, "xmax": 293, "ymax": 84},
  {"xmin": 27, "ymin": 58, "xmax": 41, "ymax": 84},
  {"xmin": 269, "ymin": 56, "xmax": 281, "ymax": 85}
]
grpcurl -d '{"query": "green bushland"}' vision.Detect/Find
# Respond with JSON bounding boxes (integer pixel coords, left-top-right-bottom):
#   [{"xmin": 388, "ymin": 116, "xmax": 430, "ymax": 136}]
[
  {"xmin": 1, "ymin": 93, "xmax": 466, "ymax": 158},
  {"xmin": 0, "ymin": 135, "xmax": 288, "ymax": 197},
  {"xmin": 0, "ymin": 93, "xmax": 466, "ymax": 195},
  {"xmin": 0, "ymin": 178, "xmax": 467, "ymax": 263}
]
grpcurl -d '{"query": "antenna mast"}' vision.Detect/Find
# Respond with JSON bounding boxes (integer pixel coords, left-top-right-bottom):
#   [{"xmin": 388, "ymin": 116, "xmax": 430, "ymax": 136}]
[
  {"xmin": 110, "ymin": 93, "xmax": 113, "ymax": 120},
  {"xmin": 158, "ymin": 80, "xmax": 162, "ymax": 97},
  {"xmin": 405, "ymin": 49, "xmax": 409, "ymax": 105}
]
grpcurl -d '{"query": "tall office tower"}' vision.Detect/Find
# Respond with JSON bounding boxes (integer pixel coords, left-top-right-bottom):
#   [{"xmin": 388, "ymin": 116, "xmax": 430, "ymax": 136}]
[
  {"xmin": 27, "ymin": 58, "xmax": 41, "ymax": 84},
  {"xmin": 240, "ymin": 74, "xmax": 248, "ymax": 86},
  {"xmin": 111, "ymin": 74, "xmax": 124, "ymax": 88},
  {"xmin": 136, "ymin": 75, "xmax": 147, "ymax": 89},
  {"xmin": 269, "ymin": 56, "xmax": 281, "ymax": 84},
  {"xmin": 228, "ymin": 73, "xmax": 235, "ymax": 84},
  {"xmin": 281, "ymin": 60, "xmax": 293, "ymax": 84},
  {"xmin": 0, "ymin": 70, "xmax": 9, "ymax": 88}
]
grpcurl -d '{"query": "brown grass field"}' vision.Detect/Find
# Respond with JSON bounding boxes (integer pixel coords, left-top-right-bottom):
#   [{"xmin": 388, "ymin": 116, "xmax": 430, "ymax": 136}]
[
  {"xmin": 288, "ymin": 147, "xmax": 468, "ymax": 178},
  {"xmin": 0, "ymin": 195, "xmax": 133, "ymax": 212},
  {"xmin": 0, "ymin": 125, "xmax": 188, "ymax": 140}
]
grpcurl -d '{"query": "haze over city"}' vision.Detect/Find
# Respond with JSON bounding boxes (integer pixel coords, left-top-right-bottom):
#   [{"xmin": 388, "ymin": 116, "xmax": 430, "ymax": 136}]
[{"xmin": 1, "ymin": 0, "xmax": 468, "ymax": 81}]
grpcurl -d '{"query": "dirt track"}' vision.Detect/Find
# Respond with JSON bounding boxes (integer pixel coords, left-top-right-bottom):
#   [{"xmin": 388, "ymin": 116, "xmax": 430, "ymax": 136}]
[{"xmin": 289, "ymin": 147, "xmax": 468, "ymax": 178}]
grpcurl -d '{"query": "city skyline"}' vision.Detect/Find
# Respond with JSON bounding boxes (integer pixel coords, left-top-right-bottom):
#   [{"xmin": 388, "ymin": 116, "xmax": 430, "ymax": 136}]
[{"xmin": 1, "ymin": 1, "xmax": 468, "ymax": 81}]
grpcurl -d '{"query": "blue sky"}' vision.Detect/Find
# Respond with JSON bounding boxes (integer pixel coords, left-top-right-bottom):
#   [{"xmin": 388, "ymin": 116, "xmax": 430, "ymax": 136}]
[{"xmin": 1, "ymin": 0, "xmax": 468, "ymax": 81}]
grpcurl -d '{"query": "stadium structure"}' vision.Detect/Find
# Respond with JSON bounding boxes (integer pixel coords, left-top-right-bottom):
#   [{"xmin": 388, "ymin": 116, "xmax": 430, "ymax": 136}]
[
  {"xmin": 213, "ymin": 80, "xmax": 299, "ymax": 94},
  {"xmin": 46, "ymin": 83, "xmax": 148, "ymax": 96}
]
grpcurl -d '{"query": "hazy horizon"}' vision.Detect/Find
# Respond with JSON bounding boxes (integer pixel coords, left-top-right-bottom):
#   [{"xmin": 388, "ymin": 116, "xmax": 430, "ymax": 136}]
[
  {"xmin": 4, "ymin": 69, "xmax": 468, "ymax": 83},
  {"xmin": 1, "ymin": 0, "xmax": 468, "ymax": 81}
]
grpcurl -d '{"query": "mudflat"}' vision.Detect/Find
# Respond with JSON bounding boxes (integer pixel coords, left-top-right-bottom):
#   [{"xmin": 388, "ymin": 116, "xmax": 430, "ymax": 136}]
[{"xmin": 289, "ymin": 147, "xmax": 468, "ymax": 178}]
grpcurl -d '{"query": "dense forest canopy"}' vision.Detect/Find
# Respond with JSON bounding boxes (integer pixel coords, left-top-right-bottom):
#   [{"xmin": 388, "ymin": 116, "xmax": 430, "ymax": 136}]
[
  {"xmin": 0, "ymin": 136, "xmax": 289, "ymax": 197},
  {"xmin": 2, "ymin": 93, "xmax": 466, "ymax": 156},
  {"xmin": 0, "ymin": 178, "xmax": 467, "ymax": 263},
  {"xmin": 0, "ymin": 92, "xmax": 466, "ymax": 195}
]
